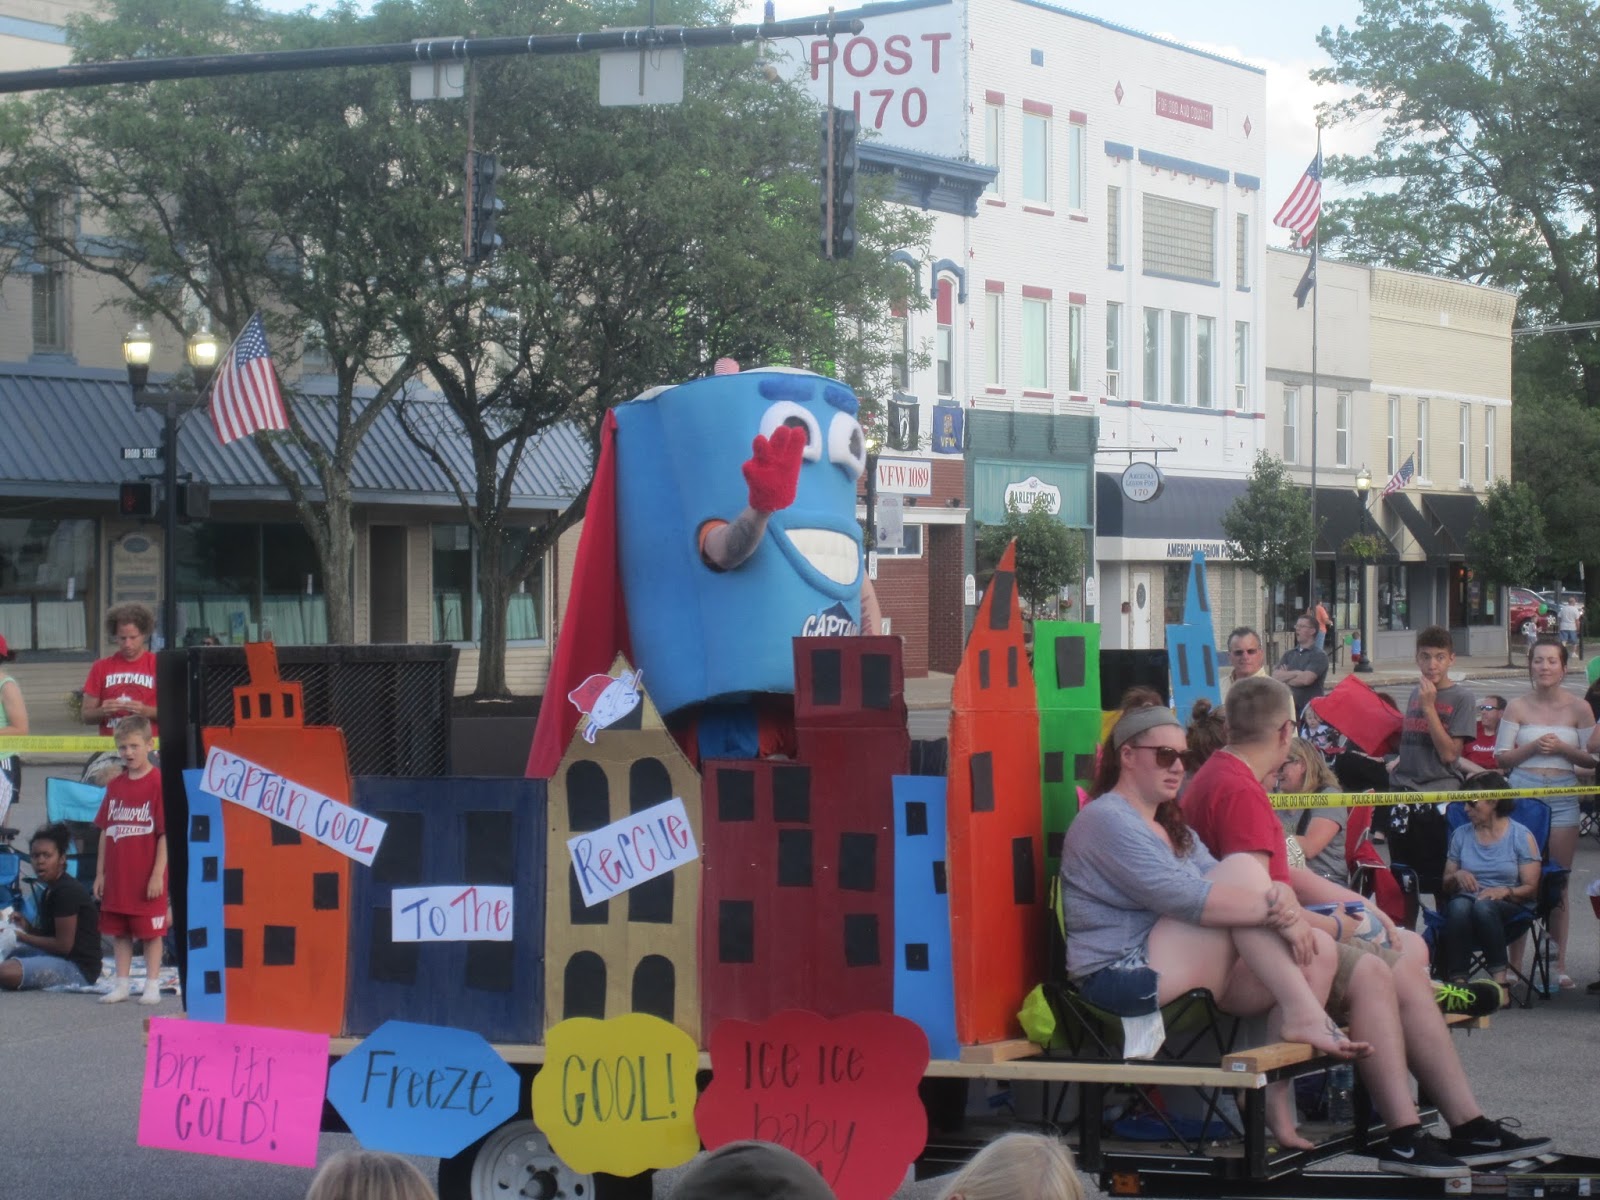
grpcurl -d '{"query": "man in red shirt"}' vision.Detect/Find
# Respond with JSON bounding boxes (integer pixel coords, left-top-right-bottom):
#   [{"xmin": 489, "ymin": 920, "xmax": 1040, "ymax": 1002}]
[
  {"xmin": 82, "ymin": 602, "xmax": 159, "ymax": 738},
  {"xmin": 1182, "ymin": 676, "xmax": 1547, "ymax": 1172},
  {"xmin": 1463, "ymin": 695, "xmax": 1505, "ymax": 772}
]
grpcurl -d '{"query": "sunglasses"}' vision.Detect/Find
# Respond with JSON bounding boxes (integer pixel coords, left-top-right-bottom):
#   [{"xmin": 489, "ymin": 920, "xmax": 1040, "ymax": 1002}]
[
  {"xmin": 1130, "ymin": 744, "xmax": 1189, "ymax": 769},
  {"xmin": 1478, "ymin": 704, "xmax": 1502, "ymax": 712}
]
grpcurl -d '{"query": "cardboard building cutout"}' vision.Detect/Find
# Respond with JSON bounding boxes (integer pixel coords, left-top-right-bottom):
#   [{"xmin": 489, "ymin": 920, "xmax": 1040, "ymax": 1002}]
[
  {"xmin": 892, "ymin": 774, "xmax": 958, "ymax": 1059},
  {"xmin": 1165, "ymin": 551, "xmax": 1222, "ymax": 726},
  {"xmin": 547, "ymin": 656, "xmax": 703, "ymax": 1045},
  {"xmin": 1034, "ymin": 620, "xmax": 1103, "ymax": 877},
  {"xmin": 527, "ymin": 369, "xmax": 869, "ymax": 775},
  {"xmin": 945, "ymin": 544, "xmax": 1046, "ymax": 1044}
]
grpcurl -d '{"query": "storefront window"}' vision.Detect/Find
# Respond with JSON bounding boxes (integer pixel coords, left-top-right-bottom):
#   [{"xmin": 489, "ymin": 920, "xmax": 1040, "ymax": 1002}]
[
  {"xmin": 175, "ymin": 522, "xmax": 328, "ymax": 645},
  {"xmin": 0, "ymin": 518, "xmax": 95, "ymax": 651},
  {"xmin": 1378, "ymin": 565, "xmax": 1409, "ymax": 632},
  {"xmin": 432, "ymin": 525, "xmax": 545, "ymax": 643},
  {"xmin": 1459, "ymin": 567, "xmax": 1498, "ymax": 626},
  {"xmin": 1164, "ymin": 561, "xmax": 1188, "ymax": 627}
]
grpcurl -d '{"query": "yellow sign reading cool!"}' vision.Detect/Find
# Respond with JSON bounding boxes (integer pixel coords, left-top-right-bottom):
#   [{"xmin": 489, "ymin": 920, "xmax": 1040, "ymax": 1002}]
[{"xmin": 531, "ymin": 1013, "xmax": 700, "ymax": 1177}]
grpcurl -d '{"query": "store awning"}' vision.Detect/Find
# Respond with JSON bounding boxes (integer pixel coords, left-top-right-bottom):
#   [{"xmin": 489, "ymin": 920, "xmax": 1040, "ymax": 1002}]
[
  {"xmin": 1421, "ymin": 493, "xmax": 1482, "ymax": 557},
  {"xmin": 1313, "ymin": 487, "xmax": 1398, "ymax": 560},
  {"xmin": 1384, "ymin": 492, "xmax": 1452, "ymax": 561},
  {"xmin": 1096, "ymin": 472, "xmax": 1250, "ymax": 539}
]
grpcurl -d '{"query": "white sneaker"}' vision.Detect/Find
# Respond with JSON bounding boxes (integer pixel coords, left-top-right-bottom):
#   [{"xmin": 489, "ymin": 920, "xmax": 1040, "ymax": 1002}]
[
  {"xmin": 0, "ymin": 924, "xmax": 16, "ymax": 961},
  {"xmin": 99, "ymin": 980, "xmax": 131, "ymax": 1004},
  {"xmin": 139, "ymin": 982, "xmax": 162, "ymax": 1006}
]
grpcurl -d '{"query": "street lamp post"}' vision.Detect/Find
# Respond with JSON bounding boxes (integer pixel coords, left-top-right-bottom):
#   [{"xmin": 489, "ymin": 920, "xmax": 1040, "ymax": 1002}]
[
  {"xmin": 864, "ymin": 437, "xmax": 880, "ymax": 586},
  {"xmin": 122, "ymin": 323, "xmax": 220, "ymax": 650},
  {"xmin": 1353, "ymin": 465, "xmax": 1373, "ymax": 672}
]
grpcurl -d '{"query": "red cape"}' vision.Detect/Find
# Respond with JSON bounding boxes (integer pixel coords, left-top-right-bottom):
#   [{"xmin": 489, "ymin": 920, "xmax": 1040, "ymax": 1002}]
[{"xmin": 526, "ymin": 410, "xmax": 632, "ymax": 778}]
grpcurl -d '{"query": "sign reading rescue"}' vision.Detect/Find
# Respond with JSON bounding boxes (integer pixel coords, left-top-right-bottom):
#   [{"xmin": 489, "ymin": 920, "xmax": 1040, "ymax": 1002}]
[
  {"xmin": 1155, "ymin": 90, "xmax": 1214, "ymax": 128},
  {"xmin": 875, "ymin": 456, "xmax": 932, "ymax": 496},
  {"xmin": 1003, "ymin": 475, "xmax": 1061, "ymax": 514}
]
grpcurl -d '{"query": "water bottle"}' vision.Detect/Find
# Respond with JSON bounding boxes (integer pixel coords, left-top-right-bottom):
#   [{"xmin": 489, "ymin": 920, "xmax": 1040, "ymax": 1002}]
[
  {"xmin": 1326, "ymin": 1063, "xmax": 1355, "ymax": 1125},
  {"xmin": 1542, "ymin": 940, "xmax": 1559, "ymax": 992}
]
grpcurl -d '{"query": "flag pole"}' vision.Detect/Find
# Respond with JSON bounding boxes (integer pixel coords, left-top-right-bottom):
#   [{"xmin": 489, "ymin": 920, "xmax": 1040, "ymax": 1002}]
[{"xmin": 1306, "ymin": 121, "xmax": 1322, "ymax": 637}]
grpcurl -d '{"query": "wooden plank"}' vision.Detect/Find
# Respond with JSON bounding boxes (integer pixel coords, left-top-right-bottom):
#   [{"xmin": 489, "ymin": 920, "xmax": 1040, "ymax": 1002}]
[
  {"xmin": 958, "ymin": 1038, "xmax": 1042, "ymax": 1065},
  {"xmin": 1220, "ymin": 1013, "xmax": 1488, "ymax": 1074},
  {"xmin": 925, "ymin": 1058, "xmax": 1267, "ymax": 1089}
]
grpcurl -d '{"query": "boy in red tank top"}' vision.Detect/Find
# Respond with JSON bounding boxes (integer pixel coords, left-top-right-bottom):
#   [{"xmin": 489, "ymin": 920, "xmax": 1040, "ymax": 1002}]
[{"xmin": 93, "ymin": 715, "xmax": 167, "ymax": 1004}]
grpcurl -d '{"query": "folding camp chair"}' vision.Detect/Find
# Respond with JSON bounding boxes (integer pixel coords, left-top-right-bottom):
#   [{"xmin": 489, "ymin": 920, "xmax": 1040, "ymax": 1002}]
[{"xmin": 44, "ymin": 777, "xmax": 107, "ymax": 883}]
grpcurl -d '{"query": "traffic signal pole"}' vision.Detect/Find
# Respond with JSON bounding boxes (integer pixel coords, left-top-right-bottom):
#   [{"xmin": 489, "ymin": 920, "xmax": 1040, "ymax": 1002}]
[{"xmin": 0, "ymin": 18, "xmax": 863, "ymax": 95}]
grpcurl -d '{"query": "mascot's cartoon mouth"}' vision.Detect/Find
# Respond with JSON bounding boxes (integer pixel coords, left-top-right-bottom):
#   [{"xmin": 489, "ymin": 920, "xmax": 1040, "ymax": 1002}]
[{"xmin": 781, "ymin": 527, "xmax": 860, "ymax": 587}]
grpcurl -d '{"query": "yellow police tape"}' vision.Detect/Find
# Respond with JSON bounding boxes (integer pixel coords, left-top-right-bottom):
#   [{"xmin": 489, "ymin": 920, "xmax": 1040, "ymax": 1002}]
[
  {"xmin": 1269, "ymin": 783, "xmax": 1596, "ymax": 811},
  {"xmin": 0, "ymin": 736, "xmax": 159, "ymax": 753}
]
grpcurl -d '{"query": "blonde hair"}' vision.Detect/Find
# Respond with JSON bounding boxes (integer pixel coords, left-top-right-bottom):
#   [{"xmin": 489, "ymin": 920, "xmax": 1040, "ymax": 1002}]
[
  {"xmin": 304, "ymin": 1151, "xmax": 436, "ymax": 1200},
  {"xmin": 1283, "ymin": 738, "xmax": 1338, "ymax": 792},
  {"xmin": 1224, "ymin": 676, "xmax": 1294, "ymax": 744},
  {"xmin": 936, "ymin": 1132, "xmax": 1084, "ymax": 1200}
]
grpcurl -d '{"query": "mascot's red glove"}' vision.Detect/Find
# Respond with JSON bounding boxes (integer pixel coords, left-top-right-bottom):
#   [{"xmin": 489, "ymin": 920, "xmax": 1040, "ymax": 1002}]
[{"xmin": 743, "ymin": 423, "xmax": 806, "ymax": 513}]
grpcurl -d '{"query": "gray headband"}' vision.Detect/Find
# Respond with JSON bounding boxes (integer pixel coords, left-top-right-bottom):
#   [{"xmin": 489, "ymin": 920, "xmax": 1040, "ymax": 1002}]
[{"xmin": 1111, "ymin": 705, "xmax": 1184, "ymax": 749}]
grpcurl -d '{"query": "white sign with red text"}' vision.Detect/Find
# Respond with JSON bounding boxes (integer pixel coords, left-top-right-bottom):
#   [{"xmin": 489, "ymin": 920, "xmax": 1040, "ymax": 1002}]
[
  {"xmin": 201, "ymin": 745, "xmax": 387, "ymax": 866},
  {"xmin": 391, "ymin": 885, "xmax": 514, "ymax": 942},
  {"xmin": 875, "ymin": 456, "xmax": 933, "ymax": 496},
  {"xmin": 778, "ymin": 0, "xmax": 963, "ymax": 156},
  {"xmin": 567, "ymin": 797, "xmax": 699, "ymax": 907}
]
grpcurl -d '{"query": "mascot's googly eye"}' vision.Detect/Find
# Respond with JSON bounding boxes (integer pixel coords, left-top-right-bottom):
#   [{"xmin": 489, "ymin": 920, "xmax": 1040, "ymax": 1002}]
[
  {"xmin": 758, "ymin": 401, "xmax": 822, "ymax": 462},
  {"xmin": 828, "ymin": 413, "xmax": 867, "ymax": 479}
]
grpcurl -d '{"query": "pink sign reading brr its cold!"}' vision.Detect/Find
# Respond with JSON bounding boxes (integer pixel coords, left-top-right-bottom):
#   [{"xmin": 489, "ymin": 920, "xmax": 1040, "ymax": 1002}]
[{"xmin": 138, "ymin": 1017, "xmax": 330, "ymax": 1168}]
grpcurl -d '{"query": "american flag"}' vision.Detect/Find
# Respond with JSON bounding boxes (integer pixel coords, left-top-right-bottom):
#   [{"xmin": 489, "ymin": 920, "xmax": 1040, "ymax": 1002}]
[
  {"xmin": 1382, "ymin": 454, "xmax": 1415, "ymax": 497},
  {"xmin": 208, "ymin": 312, "xmax": 289, "ymax": 445},
  {"xmin": 1273, "ymin": 150, "xmax": 1323, "ymax": 248}
]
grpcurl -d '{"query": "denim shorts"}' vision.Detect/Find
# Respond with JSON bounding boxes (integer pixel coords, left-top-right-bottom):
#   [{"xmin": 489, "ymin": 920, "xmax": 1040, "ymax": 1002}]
[
  {"xmin": 1076, "ymin": 944, "xmax": 1161, "ymax": 1017},
  {"xmin": 1508, "ymin": 769, "xmax": 1581, "ymax": 829},
  {"xmin": 12, "ymin": 946, "xmax": 93, "ymax": 990}
]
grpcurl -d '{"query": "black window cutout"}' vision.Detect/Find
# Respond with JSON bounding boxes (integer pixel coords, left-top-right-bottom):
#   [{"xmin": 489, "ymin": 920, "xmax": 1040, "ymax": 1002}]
[
  {"xmin": 904, "ymin": 801, "xmax": 928, "ymax": 837},
  {"xmin": 861, "ymin": 654, "xmax": 892, "ymax": 710},
  {"xmin": 1193, "ymin": 561, "xmax": 1210, "ymax": 612},
  {"xmin": 563, "ymin": 951, "xmax": 607, "ymax": 1019},
  {"xmin": 977, "ymin": 648, "xmax": 991, "ymax": 690},
  {"xmin": 988, "ymin": 571, "xmax": 1015, "ymax": 630},
  {"xmin": 284, "ymin": 693, "xmax": 296, "ymax": 720},
  {"xmin": 843, "ymin": 913, "xmax": 880, "ymax": 967},
  {"xmin": 1043, "ymin": 751, "xmax": 1065, "ymax": 784},
  {"xmin": 464, "ymin": 810, "xmax": 516, "ymax": 884},
  {"xmin": 1012, "ymin": 837, "xmax": 1037, "ymax": 906},
  {"xmin": 262, "ymin": 925, "xmax": 297, "ymax": 967},
  {"xmin": 629, "ymin": 758, "xmax": 674, "ymax": 813},
  {"xmin": 1175, "ymin": 644, "xmax": 1190, "ymax": 687},
  {"xmin": 368, "ymin": 912, "xmax": 418, "ymax": 985},
  {"xmin": 187, "ymin": 926, "xmax": 209, "ymax": 951},
  {"xmin": 201, "ymin": 856, "xmax": 218, "ymax": 884},
  {"xmin": 570, "ymin": 872, "xmax": 610, "ymax": 926},
  {"xmin": 970, "ymin": 752, "xmax": 995, "ymax": 813},
  {"xmin": 270, "ymin": 820, "xmax": 302, "ymax": 846},
  {"xmin": 1007, "ymin": 645, "xmax": 1019, "ymax": 688},
  {"xmin": 1056, "ymin": 634, "xmax": 1087, "ymax": 690},
  {"xmin": 239, "ymin": 695, "xmax": 252, "ymax": 721},
  {"xmin": 904, "ymin": 943, "xmax": 930, "ymax": 972},
  {"xmin": 772, "ymin": 766, "xmax": 811, "ymax": 823},
  {"xmin": 224, "ymin": 927, "xmax": 244, "ymax": 970},
  {"xmin": 717, "ymin": 769, "xmax": 756, "ymax": 822},
  {"xmin": 311, "ymin": 872, "xmax": 340, "ymax": 911},
  {"xmin": 1074, "ymin": 753, "xmax": 1097, "ymax": 783},
  {"xmin": 932, "ymin": 861, "xmax": 948, "ymax": 895},
  {"xmin": 632, "ymin": 955, "xmax": 676, "ymax": 1023},
  {"xmin": 838, "ymin": 833, "xmax": 877, "ymax": 892},
  {"xmin": 203, "ymin": 970, "xmax": 222, "ymax": 996},
  {"xmin": 1047, "ymin": 831, "xmax": 1065, "ymax": 859},
  {"xmin": 628, "ymin": 874, "xmax": 674, "ymax": 924},
  {"xmin": 1203, "ymin": 646, "xmax": 1217, "ymax": 689},
  {"xmin": 223, "ymin": 868, "xmax": 244, "ymax": 906},
  {"xmin": 189, "ymin": 814, "xmax": 211, "ymax": 843},
  {"xmin": 778, "ymin": 829, "xmax": 814, "ymax": 887},
  {"xmin": 566, "ymin": 761, "xmax": 611, "ymax": 833},
  {"xmin": 466, "ymin": 942, "xmax": 515, "ymax": 993},
  {"xmin": 372, "ymin": 810, "xmax": 424, "ymax": 886},
  {"xmin": 811, "ymin": 648, "xmax": 843, "ymax": 706},
  {"xmin": 259, "ymin": 692, "xmax": 273, "ymax": 719},
  {"xmin": 719, "ymin": 900, "xmax": 756, "ymax": 963}
]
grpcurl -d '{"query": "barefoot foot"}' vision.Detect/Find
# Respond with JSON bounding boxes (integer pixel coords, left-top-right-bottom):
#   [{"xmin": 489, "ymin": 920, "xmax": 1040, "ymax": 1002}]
[{"xmin": 1281, "ymin": 1015, "xmax": 1372, "ymax": 1060}]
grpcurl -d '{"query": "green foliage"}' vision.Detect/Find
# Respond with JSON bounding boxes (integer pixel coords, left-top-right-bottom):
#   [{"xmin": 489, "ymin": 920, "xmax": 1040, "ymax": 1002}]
[
  {"xmin": 1466, "ymin": 479, "xmax": 1549, "ymax": 590},
  {"xmin": 1221, "ymin": 452, "xmax": 1313, "ymax": 618},
  {"xmin": 976, "ymin": 497, "xmax": 1085, "ymax": 620},
  {"xmin": 1510, "ymin": 388, "xmax": 1600, "ymax": 578}
]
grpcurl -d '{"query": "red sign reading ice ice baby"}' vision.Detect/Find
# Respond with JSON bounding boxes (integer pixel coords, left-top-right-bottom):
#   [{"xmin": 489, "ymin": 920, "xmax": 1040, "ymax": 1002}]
[{"xmin": 696, "ymin": 1010, "xmax": 930, "ymax": 1200}]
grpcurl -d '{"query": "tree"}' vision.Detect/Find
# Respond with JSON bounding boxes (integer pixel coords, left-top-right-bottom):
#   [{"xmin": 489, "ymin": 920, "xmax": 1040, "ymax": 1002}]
[
  {"xmin": 976, "ymin": 497, "xmax": 1086, "ymax": 625},
  {"xmin": 1221, "ymin": 451, "xmax": 1313, "ymax": 632},
  {"xmin": 1466, "ymin": 478, "xmax": 1550, "ymax": 664}
]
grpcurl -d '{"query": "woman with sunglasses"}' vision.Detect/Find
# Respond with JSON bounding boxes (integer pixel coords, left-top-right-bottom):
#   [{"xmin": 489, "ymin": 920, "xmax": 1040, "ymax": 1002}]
[
  {"xmin": 1495, "ymin": 635, "xmax": 1596, "ymax": 990},
  {"xmin": 1060, "ymin": 702, "xmax": 1368, "ymax": 1148},
  {"xmin": 1274, "ymin": 739, "xmax": 1348, "ymax": 885}
]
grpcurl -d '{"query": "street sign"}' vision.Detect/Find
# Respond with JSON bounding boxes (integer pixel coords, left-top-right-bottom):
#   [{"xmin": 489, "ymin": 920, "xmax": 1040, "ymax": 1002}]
[{"xmin": 121, "ymin": 447, "xmax": 160, "ymax": 460}]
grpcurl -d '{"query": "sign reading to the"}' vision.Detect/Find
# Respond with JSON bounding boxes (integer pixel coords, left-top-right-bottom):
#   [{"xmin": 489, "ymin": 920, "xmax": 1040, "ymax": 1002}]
[
  {"xmin": 138, "ymin": 1018, "xmax": 329, "ymax": 1167},
  {"xmin": 1003, "ymin": 475, "xmax": 1062, "ymax": 514},
  {"xmin": 1155, "ymin": 90, "xmax": 1214, "ymax": 128},
  {"xmin": 326, "ymin": 1020, "xmax": 521, "ymax": 1159},
  {"xmin": 390, "ymin": 885, "xmax": 514, "ymax": 942},
  {"xmin": 874, "ymin": 456, "xmax": 932, "ymax": 496},
  {"xmin": 567, "ymin": 796, "xmax": 699, "ymax": 907},
  {"xmin": 532, "ymin": 1013, "xmax": 701, "ymax": 1176},
  {"xmin": 696, "ymin": 1010, "xmax": 931, "ymax": 1200},
  {"xmin": 201, "ymin": 746, "xmax": 387, "ymax": 866}
]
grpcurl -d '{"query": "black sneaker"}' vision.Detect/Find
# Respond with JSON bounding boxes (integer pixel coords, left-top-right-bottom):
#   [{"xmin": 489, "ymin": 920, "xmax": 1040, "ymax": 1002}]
[
  {"xmin": 1446, "ymin": 1118, "xmax": 1553, "ymax": 1167},
  {"xmin": 1376, "ymin": 1135, "xmax": 1470, "ymax": 1178},
  {"xmin": 1435, "ymin": 980, "xmax": 1504, "ymax": 1018}
]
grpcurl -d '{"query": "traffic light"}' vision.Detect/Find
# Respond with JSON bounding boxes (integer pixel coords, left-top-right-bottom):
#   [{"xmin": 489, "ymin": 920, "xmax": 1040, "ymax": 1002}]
[
  {"xmin": 119, "ymin": 482, "xmax": 156, "ymax": 517},
  {"xmin": 819, "ymin": 107, "xmax": 859, "ymax": 259},
  {"xmin": 465, "ymin": 150, "xmax": 505, "ymax": 265},
  {"xmin": 179, "ymin": 481, "xmax": 211, "ymax": 521}
]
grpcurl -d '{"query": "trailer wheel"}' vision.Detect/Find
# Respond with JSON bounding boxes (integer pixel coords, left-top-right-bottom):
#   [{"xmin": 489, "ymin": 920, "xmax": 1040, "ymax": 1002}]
[{"xmin": 436, "ymin": 1119, "xmax": 594, "ymax": 1200}]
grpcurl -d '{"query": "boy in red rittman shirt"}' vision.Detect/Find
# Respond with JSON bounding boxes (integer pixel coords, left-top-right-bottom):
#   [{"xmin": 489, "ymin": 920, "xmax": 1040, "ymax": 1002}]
[{"xmin": 93, "ymin": 715, "xmax": 167, "ymax": 1004}]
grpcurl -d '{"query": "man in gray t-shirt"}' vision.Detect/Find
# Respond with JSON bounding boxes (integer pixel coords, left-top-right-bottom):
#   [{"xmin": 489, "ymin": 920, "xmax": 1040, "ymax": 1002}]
[{"xmin": 1390, "ymin": 632, "xmax": 1476, "ymax": 791}]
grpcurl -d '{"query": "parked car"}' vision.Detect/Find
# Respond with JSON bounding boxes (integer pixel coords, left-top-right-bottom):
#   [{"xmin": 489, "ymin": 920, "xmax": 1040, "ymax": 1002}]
[
  {"xmin": 1508, "ymin": 587, "xmax": 1550, "ymax": 635},
  {"xmin": 1535, "ymin": 590, "xmax": 1585, "ymax": 625}
]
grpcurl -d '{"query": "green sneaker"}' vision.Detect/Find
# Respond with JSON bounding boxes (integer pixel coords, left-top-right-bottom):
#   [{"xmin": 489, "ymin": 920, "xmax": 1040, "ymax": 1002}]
[{"xmin": 1435, "ymin": 980, "xmax": 1503, "ymax": 1018}]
